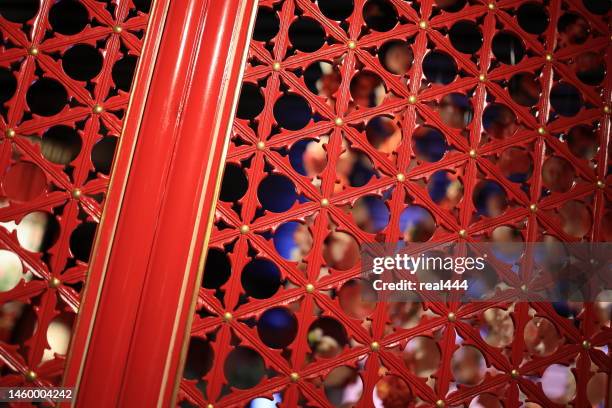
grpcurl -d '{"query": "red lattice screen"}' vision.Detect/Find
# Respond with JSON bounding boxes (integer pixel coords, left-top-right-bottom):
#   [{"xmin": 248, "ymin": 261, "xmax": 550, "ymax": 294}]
[
  {"xmin": 0, "ymin": 0, "xmax": 149, "ymax": 389},
  {"xmin": 179, "ymin": 0, "xmax": 611, "ymax": 407}
]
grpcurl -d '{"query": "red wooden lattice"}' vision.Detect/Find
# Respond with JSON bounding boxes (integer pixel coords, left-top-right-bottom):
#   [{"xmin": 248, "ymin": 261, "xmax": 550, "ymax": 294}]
[
  {"xmin": 179, "ymin": 0, "xmax": 611, "ymax": 407},
  {"xmin": 0, "ymin": 0, "xmax": 149, "ymax": 390}
]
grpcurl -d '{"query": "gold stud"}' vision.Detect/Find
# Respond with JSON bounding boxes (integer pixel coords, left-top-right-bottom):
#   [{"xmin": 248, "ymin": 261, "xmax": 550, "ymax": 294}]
[
  {"xmin": 49, "ymin": 277, "xmax": 61, "ymax": 289},
  {"xmin": 520, "ymin": 284, "xmax": 527, "ymax": 292},
  {"xmin": 447, "ymin": 312, "xmax": 456, "ymax": 322},
  {"xmin": 529, "ymin": 203, "xmax": 537, "ymax": 212},
  {"xmin": 239, "ymin": 225, "xmax": 250, "ymax": 234},
  {"xmin": 305, "ymin": 283, "xmax": 315, "ymax": 293},
  {"xmin": 71, "ymin": 188, "xmax": 82, "ymax": 199},
  {"xmin": 207, "ymin": 404, "xmax": 214, "ymax": 408},
  {"xmin": 223, "ymin": 312, "xmax": 233, "ymax": 321},
  {"xmin": 469, "ymin": 149, "xmax": 477, "ymax": 158},
  {"xmin": 537, "ymin": 127, "xmax": 546, "ymax": 135},
  {"xmin": 321, "ymin": 198, "xmax": 329, "ymax": 207},
  {"xmin": 510, "ymin": 369, "xmax": 519, "ymax": 378},
  {"xmin": 272, "ymin": 61, "xmax": 281, "ymax": 71},
  {"xmin": 347, "ymin": 40, "xmax": 356, "ymax": 50},
  {"xmin": 545, "ymin": 53, "xmax": 553, "ymax": 62},
  {"xmin": 256, "ymin": 141, "xmax": 265, "ymax": 150},
  {"xmin": 596, "ymin": 180, "xmax": 605, "ymax": 189},
  {"xmin": 5, "ymin": 128, "xmax": 16, "ymax": 138},
  {"xmin": 93, "ymin": 104, "xmax": 104, "ymax": 114},
  {"xmin": 459, "ymin": 229, "xmax": 467, "ymax": 238},
  {"xmin": 112, "ymin": 25, "xmax": 123, "ymax": 34},
  {"xmin": 478, "ymin": 73, "xmax": 486, "ymax": 82},
  {"xmin": 396, "ymin": 173, "xmax": 405, "ymax": 182},
  {"xmin": 487, "ymin": 2, "xmax": 495, "ymax": 10},
  {"xmin": 419, "ymin": 20, "xmax": 428, "ymax": 29},
  {"xmin": 582, "ymin": 340, "xmax": 591, "ymax": 349},
  {"xmin": 25, "ymin": 370, "xmax": 37, "ymax": 382},
  {"xmin": 334, "ymin": 117, "xmax": 344, "ymax": 126},
  {"xmin": 370, "ymin": 341, "xmax": 380, "ymax": 351},
  {"xmin": 408, "ymin": 94, "xmax": 417, "ymax": 104},
  {"xmin": 28, "ymin": 47, "xmax": 39, "ymax": 56},
  {"xmin": 436, "ymin": 400, "xmax": 445, "ymax": 408},
  {"xmin": 604, "ymin": 105, "xmax": 611, "ymax": 114},
  {"xmin": 290, "ymin": 372, "xmax": 300, "ymax": 382}
]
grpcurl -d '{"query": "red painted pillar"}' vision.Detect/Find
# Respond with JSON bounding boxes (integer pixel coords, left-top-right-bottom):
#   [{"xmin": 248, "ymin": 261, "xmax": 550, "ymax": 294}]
[{"xmin": 63, "ymin": 0, "xmax": 257, "ymax": 406}]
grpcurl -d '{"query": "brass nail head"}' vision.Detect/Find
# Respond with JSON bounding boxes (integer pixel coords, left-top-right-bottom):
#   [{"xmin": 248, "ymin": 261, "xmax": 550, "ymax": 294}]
[
  {"xmin": 447, "ymin": 312, "xmax": 456, "ymax": 322},
  {"xmin": 256, "ymin": 141, "xmax": 265, "ymax": 150},
  {"xmin": 396, "ymin": 173, "xmax": 405, "ymax": 182},
  {"xmin": 469, "ymin": 149, "xmax": 477, "ymax": 158},
  {"xmin": 370, "ymin": 341, "xmax": 380, "ymax": 351},
  {"xmin": 537, "ymin": 127, "xmax": 546, "ymax": 135},
  {"xmin": 419, "ymin": 20, "xmax": 428, "ymax": 29},
  {"xmin": 545, "ymin": 53, "xmax": 553, "ymax": 62},
  {"xmin": 49, "ymin": 277, "xmax": 61, "ymax": 288},
  {"xmin": 459, "ymin": 229, "xmax": 467, "ymax": 238},
  {"xmin": 290, "ymin": 372, "xmax": 300, "ymax": 382},
  {"xmin": 321, "ymin": 198, "xmax": 330, "ymax": 207},
  {"xmin": 72, "ymin": 188, "xmax": 82, "ymax": 199},
  {"xmin": 223, "ymin": 312, "xmax": 233, "ymax": 321},
  {"xmin": 487, "ymin": 3, "xmax": 495, "ymax": 10},
  {"xmin": 112, "ymin": 25, "xmax": 123, "ymax": 34},
  {"xmin": 25, "ymin": 370, "xmax": 37, "ymax": 382},
  {"xmin": 582, "ymin": 340, "xmax": 591, "ymax": 349},
  {"xmin": 272, "ymin": 62, "xmax": 281, "ymax": 71},
  {"xmin": 347, "ymin": 40, "xmax": 356, "ymax": 49},
  {"xmin": 511, "ymin": 369, "xmax": 519, "ymax": 378},
  {"xmin": 239, "ymin": 225, "xmax": 250, "ymax": 234},
  {"xmin": 334, "ymin": 117, "xmax": 344, "ymax": 126},
  {"xmin": 305, "ymin": 283, "xmax": 315, "ymax": 293},
  {"xmin": 408, "ymin": 94, "xmax": 417, "ymax": 104},
  {"xmin": 436, "ymin": 400, "xmax": 445, "ymax": 408},
  {"xmin": 5, "ymin": 128, "xmax": 15, "ymax": 138},
  {"xmin": 596, "ymin": 180, "xmax": 605, "ymax": 189},
  {"xmin": 93, "ymin": 104, "xmax": 104, "ymax": 114},
  {"xmin": 529, "ymin": 204, "xmax": 537, "ymax": 212},
  {"xmin": 28, "ymin": 47, "xmax": 39, "ymax": 56}
]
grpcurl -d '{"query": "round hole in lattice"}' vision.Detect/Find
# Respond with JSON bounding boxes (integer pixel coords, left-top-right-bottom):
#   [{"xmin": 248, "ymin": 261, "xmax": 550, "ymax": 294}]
[
  {"xmin": 422, "ymin": 50, "xmax": 457, "ymax": 85},
  {"xmin": 273, "ymin": 221, "xmax": 312, "ymax": 262},
  {"xmin": 582, "ymin": 0, "xmax": 611, "ymax": 15},
  {"xmin": 223, "ymin": 346, "xmax": 266, "ymax": 389},
  {"xmin": 45, "ymin": 312, "xmax": 75, "ymax": 360},
  {"xmin": 373, "ymin": 375, "xmax": 412, "ymax": 406},
  {"xmin": 535, "ymin": 235, "xmax": 570, "ymax": 271},
  {"xmin": 1, "ymin": 301, "xmax": 37, "ymax": 345},
  {"xmin": 558, "ymin": 200, "xmax": 591, "ymax": 238},
  {"xmin": 508, "ymin": 72, "xmax": 541, "ymax": 107},
  {"xmin": 399, "ymin": 205, "xmax": 435, "ymax": 242},
  {"xmin": 41, "ymin": 125, "xmax": 83, "ymax": 165},
  {"xmin": 273, "ymin": 93, "xmax": 312, "ymax": 130},
  {"xmin": 112, "ymin": 54, "xmax": 138, "ymax": 92},
  {"xmin": 338, "ymin": 145, "xmax": 377, "ymax": 188},
  {"xmin": 365, "ymin": 115, "xmax": 401, "ymax": 153},
  {"xmin": 236, "ymin": 82, "xmax": 264, "ymax": 120},
  {"xmin": 257, "ymin": 174, "xmax": 297, "ymax": 212},
  {"xmin": 557, "ymin": 12, "xmax": 589, "ymax": 46},
  {"xmin": 323, "ymin": 231, "xmax": 360, "ymax": 270},
  {"xmin": 240, "ymin": 258, "xmax": 281, "ymax": 299},
  {"xmin": 363, "ymin": 0, "xmax": 398, "ymax": 32},
  {"xmin": 542, "ymin": 156, "xmax": 575, "ymax": 193},
  {"xmin": 541, "ymin": 364, "xmax": 576, "ymax": 404},
  {"xmin": 574, "ymin": 52, "xmax": 605, "ymax": 86},
  {"xmin": 378, "ymin": 40, "xmax": 413, "ymax": 76},
  {"xmin": 257, "ymin": 307, "xmax": 298, "ymax": 349},
  {"xmin": 17, "ymin": 211, "xmax": 60, "ymax": 253},
  {"xmin": 132, "ymin": 0, "xmax": 151, "ymax": 13},
  {"xmin": 91, "ymin": 136, "xmax": 118, "ymax": 175},
  {"xmin": 183, "ymin": 337, "xmax": 213, "ymax": 380},
  {"xmin": 480, "ymin": 307, "xmax": 514, "ymax": 348},
  {"xmin": 62, "ymin": 44, "xmax": 103, "ymax": 82},
  {"xmin": 451, "ymin": 345, "xmax": 486, "ymax": 385},
  {"xmin": 323, "ymin": 366, "xmax": 363, "ymax": 406},
  {"xmin": 434, "ymin": 0, "xmax": 466, "ymax": 13},
  {"xmin": 307, "ymin": 316, "xmax": 348, "ymax": 358},
  {"xmin": 438, "ymin": 93, "xmax": 473, "ymax": 128},
  {"xmin": 338, "ymin": 279, "xmax": 378, "ymax": 319},
  {"xmin": 0, "ymin": 68, "xmax": 17, "ymax": 105},
  {"xmin": 427, "ymin": 170, "xmax": 464, "ymax": 209},
  {"xmin": 69, "ymin": 221, "xmax": 97, "ymax": 262},
  {"xmin": 412, "ymin": 126, "xmax": 448, "ymax": 162},
  {"xmin": 566, "ymin": 125, "xmax": 598, "ymax": 160},
  {"xmin": 253, "ymin": 6, "xmax": 280, "ymax": 42},
  {"xmin": 449, "ymin": 20, "xmax": 483, "ymax": 55},
  {"xmin": 491, "ymin": 31, "xmax": 526, "ymax": 65},
  {"xmin": 202, "ymin": 248, "xmax": 231, "ymax": 289},
  {"xmin": 352, "ymin": 195, "xmax": 389, "ymax": 233},
  {"xmin": 0, "ymin": 0, "xmax": 39, "ymax": 23},
  {"xmin": 318, "ymin": 0, "xmax": 354, "ymax": 21},
  {"xmin": 304, "ymin": 61, "xmax": 341, "ymax": 97},
  {"xmin": 468, "ymin": 394, "xmax": 501, "ymax": 408},
  {"xmin": 549, "ymin": 82, "xmax": 582, "ymax": 117},
  {"xmin": 523, "ymin": 316, "xmax": 563, "ymax": 357},
  {"xmin": 26, "ymin": 78, "xmax": 68, "ymax": 117},
  {"xmin": 482, "ymin": 103, "xmax": 517, "ymax": 139},
  {"xmin": 3, "ymin": 162, "xmax": 47, "ymax": 202},
  {"xmin": 289, "ymin": 137, "xmax": 328, "ymax": 177},
  {"xmin": 404, "ymin": 336, "xmax": 441, "ymax": 377},
  {"xmin": 350, "ymin": 71, "xmax": 385, "ymax": 108},
  {"xmin": 491, "ymin": 225, "xmax": 524, "ymax": 263},
  {"xmin": 516, "ymin": 2, "xmax": 549, "ymax": 35},
  {"xmin": 587, "ymin": 372, "xmax": 608, "ymax": 407},
  {"xmin": 48, "ymin": 0, "xmax": 89, "ymax": 36},
  {"xmin": 288, "ymin": 17, "xmax": 326, "ymax": 53},
  {"xmin": 472, "ymin": 180, "xmax": 507, "ymax": 217},
  {"xmin": 0, "ymin": 250, "xmax": 23, "ymax": 292},
  {"xmin": 498, "ymin": 147, "xmax": 533, "ymax": 183},
  {"xmin": 219, "ymin": 163, "xmax": 248, "ymax": 202}
]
